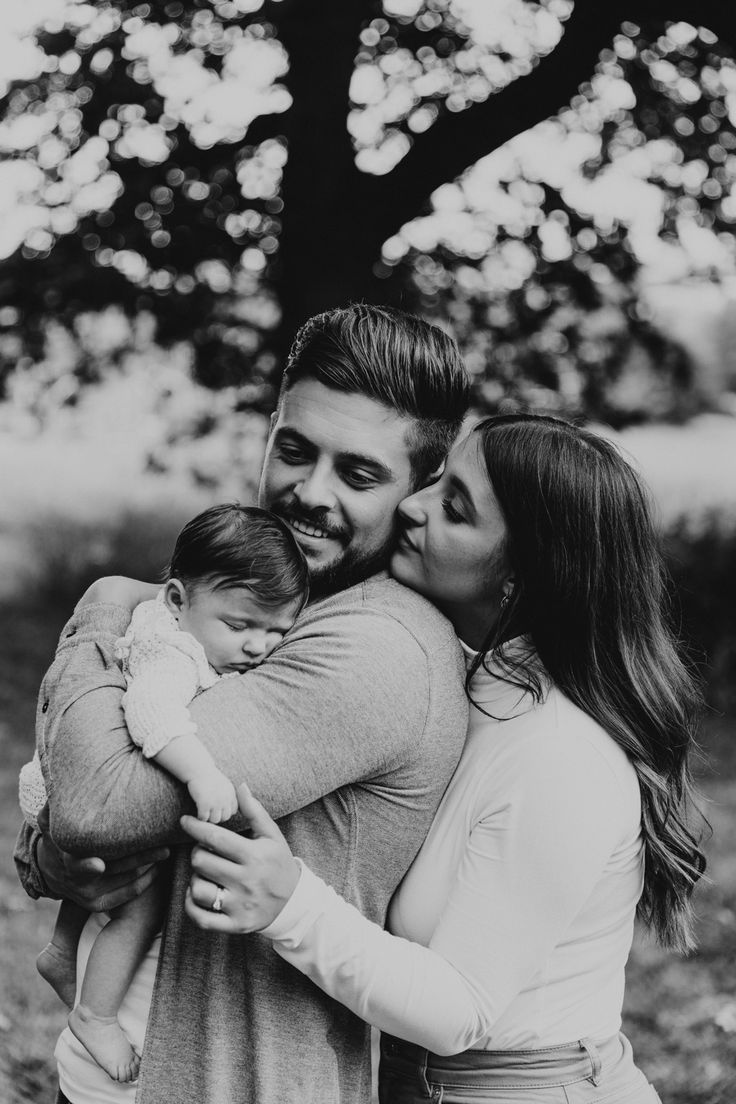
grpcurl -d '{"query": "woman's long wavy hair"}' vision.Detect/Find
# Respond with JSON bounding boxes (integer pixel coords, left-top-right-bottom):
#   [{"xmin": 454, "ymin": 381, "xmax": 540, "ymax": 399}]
[{"xmin": 469, "ymin": 413, "xmax": 707, "ymax": 952}]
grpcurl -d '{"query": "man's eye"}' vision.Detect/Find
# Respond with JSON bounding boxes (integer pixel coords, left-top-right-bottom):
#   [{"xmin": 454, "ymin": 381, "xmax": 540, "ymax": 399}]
[
  {"xmin": 342, "ymin": 470, "xmax": 375, "ymax": 489},
  {"xmin": 441, "ymin": 496, "xmax": 464, "ymax": 523},
  {"xmin": 277, "ymin": 444, "xmax": 306, "ymax": 464}
]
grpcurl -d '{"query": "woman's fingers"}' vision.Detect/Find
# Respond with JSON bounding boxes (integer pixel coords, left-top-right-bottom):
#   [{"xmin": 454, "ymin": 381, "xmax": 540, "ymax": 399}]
[
  {"xmin": 184, "ymin": 886, "xmax": 239, "ymax": 932},
  {"xmin": 236, "ymin": 782, "xmax": 285, "ymax": 843},
  {"xmin": 180, "ymin": 815, "xmax": 249, "ymax": 860},
  {"xmin": 189, "ymin": 845, "xmax": 242, "ymax": 887}
]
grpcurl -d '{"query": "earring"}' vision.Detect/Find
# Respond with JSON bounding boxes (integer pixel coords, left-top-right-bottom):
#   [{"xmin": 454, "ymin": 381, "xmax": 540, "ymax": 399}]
[{"xmin": 500, "ymin": 591, "xmax": 511, "ymax": 612}]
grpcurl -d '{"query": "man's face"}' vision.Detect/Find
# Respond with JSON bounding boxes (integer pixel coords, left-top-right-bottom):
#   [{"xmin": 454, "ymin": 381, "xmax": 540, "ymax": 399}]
[{"xmin": 258, "ymin": 379, "xmax": 417, "ymax": 597}]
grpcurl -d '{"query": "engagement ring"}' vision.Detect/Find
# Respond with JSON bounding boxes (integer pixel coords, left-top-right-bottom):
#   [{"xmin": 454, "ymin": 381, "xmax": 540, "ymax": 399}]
[{"xmin": 211, "ymin": 884, "xmax": 225, "ymax": 913}]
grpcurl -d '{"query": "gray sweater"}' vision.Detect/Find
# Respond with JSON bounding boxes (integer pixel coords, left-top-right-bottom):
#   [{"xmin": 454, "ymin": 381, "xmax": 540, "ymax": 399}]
[{"xmin": 15, "ymin": 573, "xmax": 468, "ymax": 1104}]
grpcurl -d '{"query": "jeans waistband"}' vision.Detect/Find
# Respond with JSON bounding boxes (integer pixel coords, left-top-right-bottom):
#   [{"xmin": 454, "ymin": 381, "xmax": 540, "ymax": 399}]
[{"xmin": 381, "ymin": 1033, "xmax": 625, "ymax": 1090}]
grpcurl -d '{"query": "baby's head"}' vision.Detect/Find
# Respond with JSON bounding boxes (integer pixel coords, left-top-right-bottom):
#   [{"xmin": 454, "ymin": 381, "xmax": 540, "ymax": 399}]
[{"xmin": 163, "ymin": 504, "xmax": 309, "ymax": 675}]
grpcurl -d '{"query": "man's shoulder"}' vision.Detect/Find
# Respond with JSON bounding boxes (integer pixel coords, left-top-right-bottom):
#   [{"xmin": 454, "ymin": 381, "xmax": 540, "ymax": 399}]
[{"xmin": 302, "ymin": 573, "xmax": 459, "ymax": 652}]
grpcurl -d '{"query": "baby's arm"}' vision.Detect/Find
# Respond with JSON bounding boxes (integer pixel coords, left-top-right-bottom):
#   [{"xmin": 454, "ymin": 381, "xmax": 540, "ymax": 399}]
[
  {"xmin": 154, "ymin": 735, "xmax": 237, "ymax": 824},
  {"xmin": 123, "ymin": 654, "xmax": 237, "ymax": 824}
]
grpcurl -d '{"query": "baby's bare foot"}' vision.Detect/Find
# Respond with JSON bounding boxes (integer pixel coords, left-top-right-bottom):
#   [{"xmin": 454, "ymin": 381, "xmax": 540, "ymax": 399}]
[
  {"xmin": 68, "ymin": 1005, "xmax": 140, "ymax": 1082},
  {"xmin": 37, "ymin": 942, "xmax": 77, "ymax": 1009}
]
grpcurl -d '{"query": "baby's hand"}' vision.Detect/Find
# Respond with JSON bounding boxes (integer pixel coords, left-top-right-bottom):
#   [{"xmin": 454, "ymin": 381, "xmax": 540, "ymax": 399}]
[{"xmin": 187, "ymin": 772, "xmax": 238, "ymax": 824}]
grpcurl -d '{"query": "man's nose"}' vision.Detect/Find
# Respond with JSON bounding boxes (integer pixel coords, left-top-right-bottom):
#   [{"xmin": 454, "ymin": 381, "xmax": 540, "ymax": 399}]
[{"xmin": 293, "ymin": 462, "xmax": 337, "ymax": 512}]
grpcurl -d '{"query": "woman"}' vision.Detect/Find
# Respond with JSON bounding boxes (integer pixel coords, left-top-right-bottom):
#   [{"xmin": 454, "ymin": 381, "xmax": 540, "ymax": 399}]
[{"xmin": 183, "ymin": 413, "xmax": 707, "ymax": 1104}]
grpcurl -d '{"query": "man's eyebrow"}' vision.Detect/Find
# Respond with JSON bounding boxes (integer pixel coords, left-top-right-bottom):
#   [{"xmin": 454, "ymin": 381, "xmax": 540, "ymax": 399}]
[
  {"xmin": 448, "ymin": 473, "xmax": 476, "ymax": 518},
  {"xmin": 275, "ymin": 427, "xmax": 395, "ymax": 482},
  {"xmin": 274, "ymin": 427, "xmax": 312, "ymax": 447},
  {"xmin": 336, "ymin": 450, "xmax": 394, "ymax": 481}
]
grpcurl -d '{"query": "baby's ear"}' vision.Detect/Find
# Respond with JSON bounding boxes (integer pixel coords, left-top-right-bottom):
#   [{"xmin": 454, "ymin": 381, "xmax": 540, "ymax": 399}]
[{"xmin": 163, "ymin": 579, "xmax": 187, "ymax": 617}]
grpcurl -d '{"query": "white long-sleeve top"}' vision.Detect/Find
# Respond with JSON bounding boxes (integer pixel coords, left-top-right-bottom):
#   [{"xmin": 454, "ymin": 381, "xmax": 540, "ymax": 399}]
[{"xmin": 263, "ymin": 642, "xmax": 644, "ymax": 1055}]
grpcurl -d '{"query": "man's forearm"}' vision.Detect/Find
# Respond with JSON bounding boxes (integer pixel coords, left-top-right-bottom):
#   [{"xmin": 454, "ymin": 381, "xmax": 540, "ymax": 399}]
[
  {"xmin": 45, "ymin": 600, "xmax": 433, "ymax": 855},
  {"xmin": 48, "ymin": 685, "xmax": 192, "ymax": 856}
]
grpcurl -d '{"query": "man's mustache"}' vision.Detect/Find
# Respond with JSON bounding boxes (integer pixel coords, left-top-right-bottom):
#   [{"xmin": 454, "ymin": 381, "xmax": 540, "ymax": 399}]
[{"xmin": 270, "ymin": 497, "xmax": 349, "ymax": 541}]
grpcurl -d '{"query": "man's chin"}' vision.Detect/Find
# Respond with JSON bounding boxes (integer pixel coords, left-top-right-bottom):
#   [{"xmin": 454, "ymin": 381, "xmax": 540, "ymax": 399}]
[{"xmin": 307, "ymin": 547, "xmax": 391, "ymax": 599}]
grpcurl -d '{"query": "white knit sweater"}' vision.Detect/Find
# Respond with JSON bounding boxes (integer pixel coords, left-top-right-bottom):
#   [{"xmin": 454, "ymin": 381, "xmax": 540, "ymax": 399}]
[{"xmin": 19, "ymin": 591, "xmax": 219, "ymax": 825}]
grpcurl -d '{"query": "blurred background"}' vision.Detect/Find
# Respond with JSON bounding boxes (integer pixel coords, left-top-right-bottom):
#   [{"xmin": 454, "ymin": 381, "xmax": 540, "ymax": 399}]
[{"xmin": 1, "ymin": 2, "xmax": 736, "ymax": 1101}]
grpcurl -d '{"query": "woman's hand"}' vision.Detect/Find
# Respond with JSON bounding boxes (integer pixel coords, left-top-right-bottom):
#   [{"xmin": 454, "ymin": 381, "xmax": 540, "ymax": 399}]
[
  {"xmin": 181, "ymin": 783, "xmax": 300, "ymax": 933},
  {"xmin": 77, "ymin": 575, "xmax": 159, "ymax": 612}
]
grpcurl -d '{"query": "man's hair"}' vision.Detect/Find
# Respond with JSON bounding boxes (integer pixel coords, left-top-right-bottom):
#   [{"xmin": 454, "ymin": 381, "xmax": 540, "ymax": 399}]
[
  {"xmin": 468, "ymin": 413, "xmax": 707, "ymax": 954},
  {"xmin": 167, "ymin": 504, "xmax": 309, "ymax": 609},
  {"xmin": 279, "ymin": 304, "xmax": 470, "ymax": 485}
]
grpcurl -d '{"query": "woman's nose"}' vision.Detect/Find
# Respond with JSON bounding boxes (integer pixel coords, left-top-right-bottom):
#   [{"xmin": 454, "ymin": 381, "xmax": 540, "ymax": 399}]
[{"xmin": 397, "ymin": 489, "xmax": 427, "ymax": 526}]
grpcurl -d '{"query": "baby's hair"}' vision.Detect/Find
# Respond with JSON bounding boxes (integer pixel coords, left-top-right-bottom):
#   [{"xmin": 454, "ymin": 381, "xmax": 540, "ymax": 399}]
[{"xmin": 167, "ymin": 504, "xmax": 309, "ymax": 611}]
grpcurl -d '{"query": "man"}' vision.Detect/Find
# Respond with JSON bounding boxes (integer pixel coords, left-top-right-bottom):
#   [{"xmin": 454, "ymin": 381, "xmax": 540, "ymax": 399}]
[{"xmin": 15, "ymin": 304, "xmax": 471, "ymax": 1104}]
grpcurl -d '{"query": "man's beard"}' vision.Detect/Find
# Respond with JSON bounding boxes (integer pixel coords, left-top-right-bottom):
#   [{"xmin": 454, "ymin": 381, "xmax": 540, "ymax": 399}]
[
  {"xmin": 269, "ymin": 498, "xmax": 396, "ymax": 600},
  {"xmin": 306, "ymin": 540, "xmax": 394, "ymax": 601}
]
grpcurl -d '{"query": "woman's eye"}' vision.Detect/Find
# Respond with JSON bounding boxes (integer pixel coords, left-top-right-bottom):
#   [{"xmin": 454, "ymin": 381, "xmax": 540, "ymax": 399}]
[{"xmin": 441, "ymin": 496, "xmax": 464, "ymax": 523}]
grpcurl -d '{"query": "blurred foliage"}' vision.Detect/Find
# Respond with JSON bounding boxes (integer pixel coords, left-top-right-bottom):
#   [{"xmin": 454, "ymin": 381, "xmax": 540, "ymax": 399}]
[
  {"xmin": 664, "ymin": 519, "xmax": 736, "ymax": 713},
  {"xmin": 0, "ymin": 2, "xmax": 736, "ymax": 431}
]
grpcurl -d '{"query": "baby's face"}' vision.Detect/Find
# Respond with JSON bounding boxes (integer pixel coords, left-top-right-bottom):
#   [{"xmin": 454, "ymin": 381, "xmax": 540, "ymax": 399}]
[{"xmin": 177, "ymin": 584, "xmax": 301, "ymax": 674}]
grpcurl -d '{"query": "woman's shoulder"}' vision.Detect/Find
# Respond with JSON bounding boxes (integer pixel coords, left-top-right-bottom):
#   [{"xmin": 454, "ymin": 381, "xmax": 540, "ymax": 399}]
[
  {"xmin": 468, "ymin": 677, "xmax": 637, "ymax": 794},
  {"xmin": 533, "ymin": 685, "xmax": 640, "ymax": 796}
]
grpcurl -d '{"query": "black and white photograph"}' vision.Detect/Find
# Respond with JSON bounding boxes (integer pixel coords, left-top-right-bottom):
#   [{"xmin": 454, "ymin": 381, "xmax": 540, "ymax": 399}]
[{"xmin": 1, "ymin": 2, "xmax": 735, "ymax": 1102}]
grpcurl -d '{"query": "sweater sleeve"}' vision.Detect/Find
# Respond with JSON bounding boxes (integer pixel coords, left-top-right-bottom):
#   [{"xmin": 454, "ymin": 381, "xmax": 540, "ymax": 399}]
[
  {"xmin": 46, "ymin": 599, "xmax": 436, "ymax": 856},
  {"xmin": 122, "ymin": 648, "xmax": 201, "ymax": 758},
  {"xmin": 260, "ymin": 737, "xmax": 631, "ymax": 1054}
]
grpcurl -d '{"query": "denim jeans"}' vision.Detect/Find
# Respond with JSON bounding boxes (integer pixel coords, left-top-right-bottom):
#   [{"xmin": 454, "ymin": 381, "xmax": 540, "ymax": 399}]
[{"xmin": 378, "ymin": 1032, "xmax": 662, "ymax": 1104}]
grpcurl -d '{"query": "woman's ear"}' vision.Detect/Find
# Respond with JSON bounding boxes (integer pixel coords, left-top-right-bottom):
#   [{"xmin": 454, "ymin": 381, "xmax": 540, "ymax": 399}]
[
  {"xmin": 500, "ymin": 576, "xmax": 517, "ymax": 609},
  {"xmin": 163, "ymin": 579, "xmax": 188, "ymax": 619}
]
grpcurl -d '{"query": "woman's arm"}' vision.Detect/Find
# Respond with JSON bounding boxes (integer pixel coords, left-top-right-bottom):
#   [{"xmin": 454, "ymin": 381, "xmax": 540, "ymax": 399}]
[{"xmin": 182, "ymin": 738, "xmax": 632, "ymax": 1054}]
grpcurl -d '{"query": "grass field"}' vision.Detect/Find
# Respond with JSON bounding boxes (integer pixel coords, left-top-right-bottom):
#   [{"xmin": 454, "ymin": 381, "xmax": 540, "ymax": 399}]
[{"xmin": 1, "ymin": 591, "xmax": 735, "ymax": 1104}]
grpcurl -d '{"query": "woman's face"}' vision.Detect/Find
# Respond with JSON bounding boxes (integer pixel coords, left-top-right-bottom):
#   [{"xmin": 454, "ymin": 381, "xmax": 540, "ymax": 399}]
[{"xmin": 390, "ymin": 431, "xmax": 512, "ymax": 646}]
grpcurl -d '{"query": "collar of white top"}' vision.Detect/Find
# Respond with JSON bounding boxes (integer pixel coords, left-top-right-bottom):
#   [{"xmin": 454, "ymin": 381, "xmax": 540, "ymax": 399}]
[{"xmin": 458, "ymin": 635, "xmax": 548, "ymax": 718}]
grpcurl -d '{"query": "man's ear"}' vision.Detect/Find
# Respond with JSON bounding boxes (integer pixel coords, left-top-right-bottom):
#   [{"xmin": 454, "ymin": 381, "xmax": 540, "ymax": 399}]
[
  {"xmin": 418, "ymin": 458, "xmax": 446, "ymax": 489},
  {"xmin": 163, "ymin": 579, "xmax": 188, "ymax": 618}
]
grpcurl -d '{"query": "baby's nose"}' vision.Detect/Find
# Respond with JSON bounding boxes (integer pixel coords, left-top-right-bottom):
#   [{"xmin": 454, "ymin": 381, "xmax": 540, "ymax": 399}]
[{"xmin": 242, "ymin": 632, "xmax": 267, "ymax": 658}]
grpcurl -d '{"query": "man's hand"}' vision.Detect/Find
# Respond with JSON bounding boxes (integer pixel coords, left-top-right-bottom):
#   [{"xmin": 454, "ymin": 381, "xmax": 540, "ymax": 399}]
[
  {"xmin": 36, "ymin": 834, "xmax": 169, "ymax": 913},
  {"xmin": 77, "ymin": 575, "xmax": 159, "ymax": 613}
]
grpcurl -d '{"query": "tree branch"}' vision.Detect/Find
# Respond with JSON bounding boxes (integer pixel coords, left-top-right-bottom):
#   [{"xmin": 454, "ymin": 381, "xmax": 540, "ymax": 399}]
[
  {"xmin": 361, "ymin": 1, "xmax": 630, "ymax": 240},
  {"xmin": 361, "ymin": 0, "xmax": 736, "ymax": 244}
]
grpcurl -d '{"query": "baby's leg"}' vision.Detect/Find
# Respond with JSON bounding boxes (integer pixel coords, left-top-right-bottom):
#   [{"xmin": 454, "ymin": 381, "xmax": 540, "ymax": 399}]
[
  {"xmin": 68, "ymin": 878, "xmax": 165, "ymax": 1083},
  {"xmin": 37, "ymin": 899, "xmax": 89, "ymax": 1009}
]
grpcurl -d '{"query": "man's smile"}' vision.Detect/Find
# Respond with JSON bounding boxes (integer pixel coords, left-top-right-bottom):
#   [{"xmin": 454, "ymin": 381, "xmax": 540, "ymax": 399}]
[{"xmin": 287, "ymin": 517, "xmax": 334, "ymax": 541}]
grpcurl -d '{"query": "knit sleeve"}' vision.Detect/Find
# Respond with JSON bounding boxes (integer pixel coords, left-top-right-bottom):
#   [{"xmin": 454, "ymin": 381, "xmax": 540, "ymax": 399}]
[
  {"xmin": 18, "ymin": 752, "xmax": 47, "ymax": 827},
  {"xmin": 122, "ymin": 645, "xmax": 202, "ymax": 758}
]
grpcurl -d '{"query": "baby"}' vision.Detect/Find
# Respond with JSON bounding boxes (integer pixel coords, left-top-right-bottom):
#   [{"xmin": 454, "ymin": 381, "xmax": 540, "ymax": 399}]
[{"xmin": 19, "ymin": 503, "xmax": 308, "ymax": 1082}]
